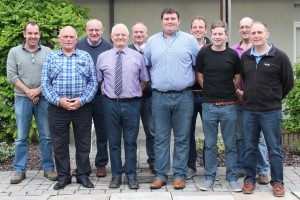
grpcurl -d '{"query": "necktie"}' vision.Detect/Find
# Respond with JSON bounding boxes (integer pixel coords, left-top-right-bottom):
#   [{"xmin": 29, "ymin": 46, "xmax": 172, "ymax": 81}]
[{"xmin": 114, "ymin": 50, "xmax": 123, "ymax": 96}]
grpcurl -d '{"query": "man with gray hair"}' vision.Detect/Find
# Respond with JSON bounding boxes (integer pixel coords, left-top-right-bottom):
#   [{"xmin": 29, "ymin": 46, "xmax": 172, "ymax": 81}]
[
  {"xmin": 96, "ymin": 23, "xmax": 149, "ymax": 189},
  {"xmin": 42, "ymin": 26, "xmax": 98, "ymax": 190}
]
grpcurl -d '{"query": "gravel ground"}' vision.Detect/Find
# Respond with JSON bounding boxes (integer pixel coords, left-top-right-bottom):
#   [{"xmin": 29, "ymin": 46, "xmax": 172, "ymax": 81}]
[{"xmin": 1, "ymin": 144, "xmax": 300, "ymax": 171}]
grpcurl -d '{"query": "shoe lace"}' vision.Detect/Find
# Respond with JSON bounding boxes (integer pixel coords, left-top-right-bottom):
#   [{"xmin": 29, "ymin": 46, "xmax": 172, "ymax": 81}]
[
  {"xmin": 14, "ymin": 172, "xmax": 23, "ymax": 176},
  {"xmin": 243, "ymin": 182, "xmax": 253, "ymax": 188}
]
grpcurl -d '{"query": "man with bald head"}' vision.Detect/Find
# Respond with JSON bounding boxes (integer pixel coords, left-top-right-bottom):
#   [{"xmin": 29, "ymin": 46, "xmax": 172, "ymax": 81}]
[
  {"xmin": 240, "ymin": 22, "xmax": 294, "ymax": 197},
  {"xmin": 76, "ymin": 19, "xmax": 113, "ymax": 178},
  {"xmin": 232, "ymin": 17, "xmax": 270, "ymax": 184},
  {"xmin": 96, "ymin": 23, "xmax": 149, "ymax": 189},
  {"xmin": 42, "ymin": 26, "xmax": 98, "ymax": 190}
]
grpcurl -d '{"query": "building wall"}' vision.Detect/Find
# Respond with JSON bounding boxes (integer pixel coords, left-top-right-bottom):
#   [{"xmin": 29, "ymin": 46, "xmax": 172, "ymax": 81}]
[{"xmin": 74, "ymin": 0, "xmax": 296, "ymax": 62}]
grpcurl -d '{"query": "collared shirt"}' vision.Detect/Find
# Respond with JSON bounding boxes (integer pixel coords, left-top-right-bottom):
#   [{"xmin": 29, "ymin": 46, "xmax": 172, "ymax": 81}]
[
  {"xmin": 250, "ymin": 44, "xmax": 272, "ymax": 64},
  {"xmin": 96, "ymin": 47, "xmax": 149, "ymax": 98},
  {"xmin": 144, "ymin": 31, "xmax": 200, "ymax": 92},
  {"xmin": 7, "ymin": 42, "xmax": 51, "ymax": 96},
  {"xmin": 231, "ymin": 41, "xmax": 245, "ymax": 58},
  {"xmin": 41, "ymin": 48, "xmax": 98, "ymax": 106}
]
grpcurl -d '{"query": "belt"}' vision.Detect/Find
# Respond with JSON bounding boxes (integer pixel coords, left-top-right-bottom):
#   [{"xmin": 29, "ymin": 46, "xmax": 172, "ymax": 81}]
[
  {"xmin": 153, "ymin": 87, "xmax": 191, "ymax": 94},
  {"xmin": 110, "ymin": 97, "xmax": 138, "ymax": 102},
  {"xmin": 208, "ymin": 101, "xmax": 237, "ymax": 106},
  {"xmin": 192, "ymin": 90, "xmax": 204, "ymax": 97}
]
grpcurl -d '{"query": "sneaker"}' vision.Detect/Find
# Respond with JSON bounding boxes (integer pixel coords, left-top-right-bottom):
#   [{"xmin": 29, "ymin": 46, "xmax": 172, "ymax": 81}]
[
  {"xmin": 257, "ymin": 174, "xmax": 270, "ymax": 185},
  {"xmin": 236, "ymin": 172, "xmax": 246, "ymax": 178},
  {"xmin": 229, "ymin": 181, "xmax": 242, "ymax": 192},
  {"xmin": 44, "ymin": 170, "xmax": 59, "ymax": 181},
  {"xmin": 186, "ymin": 168, "xmax": 196, "ymax": 180},
  {"xmin": 199, "ymin": 180, "xmax": 214, "ymax": 191},
  {"xmin": 273, "ymin": 182, "xmax": 285, "ymax": 197},
  {"xmin": 10, "ymin": 172, "xmax": 26, "ymax": 184},
  {"xmin": 242, "ymin": 182, "xmax": 256, "ymax": 194}
]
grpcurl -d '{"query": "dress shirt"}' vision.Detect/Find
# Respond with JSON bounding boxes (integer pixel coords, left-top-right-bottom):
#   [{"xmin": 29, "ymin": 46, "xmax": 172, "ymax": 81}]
[
  {"xmin": 96, "ymin": 47, "xmax": 149, "ymax": 98},
  {"xmin": 41, "ymin": 48, "xmax": 98, "ymax": 106},
  {"xmin": 143, "ymin": 31, "xmax": 199, "ymax": 92}
]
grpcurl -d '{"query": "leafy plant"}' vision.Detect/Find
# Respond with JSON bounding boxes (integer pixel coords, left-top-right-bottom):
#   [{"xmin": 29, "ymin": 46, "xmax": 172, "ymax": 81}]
[
  {"xmin": 0, "ymin": 142, "xmax": 15, "ymax": 162},
  {"xmin": 196, "ymin": 137, "xmax": 225, "ymax": 154},
  {"xmin": 0, "ymin": 0, "xmax": 90, "ymax": 142},
  {"xmin": 291, "ymin": 138, "xmax": 300, "ymax": 155},
  {"xmin": 283, "ymin": 62, "xmax": 300, "ymax": 133}
]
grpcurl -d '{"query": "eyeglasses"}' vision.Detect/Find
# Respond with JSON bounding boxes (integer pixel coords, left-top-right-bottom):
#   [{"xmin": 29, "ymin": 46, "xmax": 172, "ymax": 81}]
[{"xmin": 31, "ymin": 53, "xmax": 35, "ymax": 64}]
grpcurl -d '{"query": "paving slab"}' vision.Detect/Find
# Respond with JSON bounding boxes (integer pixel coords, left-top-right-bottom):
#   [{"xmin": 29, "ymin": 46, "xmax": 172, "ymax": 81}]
[
  {"xmin": 110, "ymin": 192, "xmax": 172, "ymax": 200},
  {"xmin": 232, "ymin": 192, "xmax": 299, "ymax": 200},
  {"xmin": 48, "ymin": 194, "xmax": 110, "ymax": 200},
  {"xmin": 172, "ymin": 192, "xmax": 235, "ymax": 200}
]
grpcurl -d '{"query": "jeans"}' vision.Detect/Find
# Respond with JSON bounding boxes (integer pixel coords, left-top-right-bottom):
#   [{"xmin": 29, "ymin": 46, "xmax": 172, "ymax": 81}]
[
  {"xmin": 202, "ymin": 103, "xmax": 237, "ymax": 182},
  {"xmin": 152, "ymin": 90, "xmax": 193, "ymax": 182},
  {"xmin": 14, "ymin": 96, "xmax": 54, "ymax": 173},
  {"xmin": 91, "ymin": 94, "xmax": 108, "ymax": 168},
  {"xmin": 188, "ymin": 96, "xmax": 204, "ymax": 171},
  {"xmin": 243, "ymin": 109, "xmax": 283, "ymax": 185},
  {"xmin": 102, "ymin": 96, "xmax": 141, "ymax": 178},
  {"xmin": 140, "ymin": 95, "xmax": 155, "ymax": 165},
  {"xmin": 236, "ymin": 104, "xmax": 270, "ymax": 174}
]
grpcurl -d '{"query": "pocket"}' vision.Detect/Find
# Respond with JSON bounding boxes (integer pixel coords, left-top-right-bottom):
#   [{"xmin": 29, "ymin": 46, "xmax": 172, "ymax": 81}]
[
  {"xmin": 76, "ymin": 61, "xmax": 90, "ymax": 78},
  {"xmin": 49, "ymin": 63, "xmax": 63, "ymax": 79}
]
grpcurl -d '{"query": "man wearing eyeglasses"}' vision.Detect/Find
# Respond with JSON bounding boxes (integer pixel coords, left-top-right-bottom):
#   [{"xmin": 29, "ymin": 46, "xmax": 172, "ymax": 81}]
[{"xmin": 6, "ymin": 21, "xmax": 58, "ymax": 184}]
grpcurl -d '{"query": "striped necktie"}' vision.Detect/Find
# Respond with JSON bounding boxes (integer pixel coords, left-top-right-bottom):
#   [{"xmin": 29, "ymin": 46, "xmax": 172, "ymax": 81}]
[{"xmin": 114, "ymin": 50, "xmax": 123, "ymax": 96}]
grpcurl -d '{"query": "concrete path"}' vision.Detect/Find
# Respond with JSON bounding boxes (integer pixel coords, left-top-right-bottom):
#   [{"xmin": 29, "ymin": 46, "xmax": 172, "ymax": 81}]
[{"xmin": 0, "ymin": 123, "xmax": 300, "ymax": 199}]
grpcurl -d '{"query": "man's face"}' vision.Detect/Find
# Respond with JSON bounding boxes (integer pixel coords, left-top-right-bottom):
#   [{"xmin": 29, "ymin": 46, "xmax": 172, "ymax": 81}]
[
  {"xmin": 86, "ymin": 20, "xmax": 103, "ymax": 45},
  {"xmin": 162, "ymin": 13, "xmax": 180, "ymax": 36},
  {"xmin": 111, "ymin": 26, "xmax": 129, "ymax": 49},
  {"xmin": 23, "ymin": 24, "xmax": 40, "ymax": 48},
  {"xmin": 211, "ymin": 27, "xmax": 228, "ymax": 47},
  {"xmin": 239, "ymin": 18, "xmax": 253, "ymax": 41},
  {"xmin": 59, "ymin": 27, "xmax": 77, "ymax": 53},
  {"xmin": 190, "ymin": 19, "xmax": 207, "ymax": 40},
  {"xmin": 132, "ymin": 24, "xmax": 147, "ymax": 45},
  {"xmin": 250, "ymin": 23, "xmax": 269, "ymax": 47}
]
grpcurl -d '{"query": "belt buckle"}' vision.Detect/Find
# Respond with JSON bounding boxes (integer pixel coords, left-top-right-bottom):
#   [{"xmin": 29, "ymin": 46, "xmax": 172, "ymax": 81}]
[{"xmin": 215, "ymin": 102, "xmax": 224, "ymax": 106}]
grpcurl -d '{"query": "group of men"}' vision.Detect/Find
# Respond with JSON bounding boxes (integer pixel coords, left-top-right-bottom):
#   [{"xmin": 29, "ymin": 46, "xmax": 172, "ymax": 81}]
[{"xmin": 6, "ymin": 7, "xmax": 294, "ymax": 197}]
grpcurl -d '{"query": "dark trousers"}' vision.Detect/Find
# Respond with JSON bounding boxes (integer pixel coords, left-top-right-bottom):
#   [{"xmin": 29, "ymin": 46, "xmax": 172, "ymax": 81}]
[
  {"xmin": 102, "ymin": 96, "xmax": 141, "ymax": 178},
  {"xmin": 48, "ymin": 103, "xmax": 92, "ymax": 181}
]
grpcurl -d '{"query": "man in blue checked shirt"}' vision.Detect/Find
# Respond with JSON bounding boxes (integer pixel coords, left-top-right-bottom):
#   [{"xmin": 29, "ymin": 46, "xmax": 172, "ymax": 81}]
[{"xmin": 41, "ymin": 26, "xmax": 98, "ymax": 190}]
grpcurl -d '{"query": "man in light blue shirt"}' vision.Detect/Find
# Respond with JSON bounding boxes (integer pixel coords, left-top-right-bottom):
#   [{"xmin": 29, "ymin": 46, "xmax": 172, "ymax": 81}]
[{"xmin": 144, "ymin": 7, "xmax": 199, "ymax": 190}]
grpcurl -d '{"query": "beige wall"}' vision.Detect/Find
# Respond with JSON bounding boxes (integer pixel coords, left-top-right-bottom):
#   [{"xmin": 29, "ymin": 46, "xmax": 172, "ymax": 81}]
[{"xmin": 74, "ymin": 0, "xmax": 295, "ymax": 62}]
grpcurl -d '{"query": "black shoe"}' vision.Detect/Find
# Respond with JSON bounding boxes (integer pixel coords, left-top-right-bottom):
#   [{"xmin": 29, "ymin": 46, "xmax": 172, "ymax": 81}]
[
  {"xmin": 128, "ymin": 176, "xmax": 139, "ymax": 189},
  {"xmin": 109, "ymin": 177, "xmax": 122, "ymax": 188},
  {"xmin": 77, "ymin": 178, "xmax": 94, "ymax": 188},
  {"xmin": 53, "ymin": 179, "xmax": 71, "ymax": 190},
  {"xmin": 149, "ymin": 164, "xmax": 155, "ymax": 174}
]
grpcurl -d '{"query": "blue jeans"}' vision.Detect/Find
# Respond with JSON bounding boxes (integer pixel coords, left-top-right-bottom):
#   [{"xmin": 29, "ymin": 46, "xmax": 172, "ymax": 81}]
[
  {"xmin": 91, "ymin": 94, "xmax": 108, "ymax": 168},
  {"xmin": 236, "ymin": 104, "xmax": 270, "ymax": 174},
  {"xmin": 14, "ymin": 96, "xmax": 54, "ymax": 173},
  {"xmin": 102, "ymin": 96, "xmax": 141, "ymax": 178},
  {"xmin": 188, "ymin": 96, "xmax": 204, "ymax": 171},
  {"xmin": 140, "ymin": 95, "xmax": 155, "ymax": 165},
  {"xmin": 243, "ymin": 109, "xmax": 283, "ymax": 185},
  {"xmin": 152, "ymin": 90, "xmax": 193, "ymax": 182},
  {"xmin": 202, "ymin": 103, "xmax": 237, "ymax": 182}
]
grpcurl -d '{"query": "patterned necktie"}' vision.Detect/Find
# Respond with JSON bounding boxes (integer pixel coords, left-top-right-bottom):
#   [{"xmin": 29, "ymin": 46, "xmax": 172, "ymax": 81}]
[{"xmin": 114, "ymin": 50, "xmax": 123, "ymax": 96}]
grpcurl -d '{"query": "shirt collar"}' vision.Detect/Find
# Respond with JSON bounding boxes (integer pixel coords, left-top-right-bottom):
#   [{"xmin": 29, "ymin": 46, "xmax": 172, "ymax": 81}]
[
  {"xmin": 113, "ymin": 46, "xmax": 129, "ymax": 55},
  {"xmin": 87, "ymin": 37, "xmax": 102, "ymax": 47},
  {"xmin": 58, "ymin": 48, "xmax": 79, "ymax": 56},
  {"xmin": 22, "ymin": 41, "xmax": 41, "ymax": 53},
  {"xmin": 250, "ymin": 43, "xmax": 272, "ymax": 57}
]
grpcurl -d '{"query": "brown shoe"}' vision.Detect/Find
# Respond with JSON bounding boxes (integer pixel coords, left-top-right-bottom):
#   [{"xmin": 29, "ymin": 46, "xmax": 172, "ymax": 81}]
[
  {"xmin": 242, "ymin": 182, "xmax": 256, "ymax": 194},
  {"xmin": 96, "ymin": 166, "xmax": 106, "ymax": 177},
  {"xmin": 71, "ymin": 169, "xmax": 77, "ymax": 176},
  {"xmin": 174, "ymin": 179, "xmax": 185, "ymax": 189},
  {"xmin": 273, "ymin": 182, "xmax": 285, "ymax": 197},
  {"xmin": 150, "ymin": 178, "xmax": 166, "ymax": 189}
]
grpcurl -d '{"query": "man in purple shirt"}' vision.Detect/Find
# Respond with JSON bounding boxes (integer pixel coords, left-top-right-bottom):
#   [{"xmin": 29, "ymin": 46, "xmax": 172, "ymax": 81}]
[{"xmin": 96, "ymin": 23, "xmax": 149, "ymax": 190}]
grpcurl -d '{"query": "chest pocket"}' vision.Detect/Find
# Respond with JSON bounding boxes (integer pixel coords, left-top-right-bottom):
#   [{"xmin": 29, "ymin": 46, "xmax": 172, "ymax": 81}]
[
  {"xmin": 76, "ymin": 61, "xmax": 91, "ymax": 78},
  {"xmin": 49, "ymin": 63, "xmax": 63, "ymax": 79}
]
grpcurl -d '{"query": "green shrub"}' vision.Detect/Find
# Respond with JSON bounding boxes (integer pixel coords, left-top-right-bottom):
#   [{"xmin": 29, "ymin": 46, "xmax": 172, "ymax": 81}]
[
  {"xmin": 197, "ymin": 137, "xmax": 225, "ymax": 154},
  {"xmin": 0, "ymin": 142, "xmax": 15, "ymax": 162},
  {"xmin": 283, "ymin": 62, "xmax": 300, "ymax": 133},
  {"xmin": 0, "ymin": 0, "xmax": 90, "ymax": 142}
]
